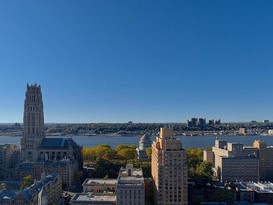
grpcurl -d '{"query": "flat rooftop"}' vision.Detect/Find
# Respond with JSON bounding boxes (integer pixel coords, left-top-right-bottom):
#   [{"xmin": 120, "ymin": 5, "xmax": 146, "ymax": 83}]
[
  {"xmin": 83, "ymin": 179, "xmax": 117, "ymax": 185},
  {"xmin": 244, "ymin": 182, "xmax": 273, "ymax": 193},
  {"xmin": 71, "ymin": 193, "xmax": 116, "ymax": 203},
  {"xmin": 118, "ymin": 167, "xmax": 144, "ymax": 184}
]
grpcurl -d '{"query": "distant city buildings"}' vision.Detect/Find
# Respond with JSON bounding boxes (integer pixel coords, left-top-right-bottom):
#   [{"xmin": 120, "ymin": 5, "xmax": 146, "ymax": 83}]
[
  {"xmin": 152, "ymin": 127, "xmax": 188, "ymax": 205},
  {"xmin": 187, "ymin": 117, "xmax": 220, "ymax": 127},
  {"xmin": 238, "ymin": 127, "xmax": 247, "ymax": 135},
  {"xmin": 14, "ymin": 123, "xmax": 21, "ymax": 130},
  {"xmin": 267, "ymin": 129, "xmax": 273, "ymax": 135},
  {"xmin": 187, "ymin": 118, "xmax": 206, "ymax": 127},
  {"xmin": 208, "ymin": 119, "xmax": 221, "ymax": 126}
]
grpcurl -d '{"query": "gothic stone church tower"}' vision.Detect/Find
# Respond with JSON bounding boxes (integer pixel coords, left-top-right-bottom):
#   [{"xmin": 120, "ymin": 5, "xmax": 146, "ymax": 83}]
[{"xmin": 20, "ymin": 84, "xmax": 45, "ymax": 162}]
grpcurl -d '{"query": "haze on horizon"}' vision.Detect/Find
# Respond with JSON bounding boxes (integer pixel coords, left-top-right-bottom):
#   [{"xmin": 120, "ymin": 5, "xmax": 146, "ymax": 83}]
[{"xmin": 0, "ymin": 1, "xmax": 273, "ymax": 123}]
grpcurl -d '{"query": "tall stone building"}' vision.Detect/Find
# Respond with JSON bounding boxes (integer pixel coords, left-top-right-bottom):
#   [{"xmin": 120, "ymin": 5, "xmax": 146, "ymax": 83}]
[
  {"xmin": 152, "ymin": 128, "xmax": 188, "ymax": 205},
  {"xmin": 17, "ymin": 84, "xmax": 82, "ymax": 188},
  {"xmin": 21, "ymin": 84, "xmax": 45, "ymax": 162}
]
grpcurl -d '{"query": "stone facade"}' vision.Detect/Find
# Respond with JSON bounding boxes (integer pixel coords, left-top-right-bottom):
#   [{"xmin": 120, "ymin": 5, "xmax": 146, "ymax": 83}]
[
  {"xmin": 253, "ymin": 140, "xmax": 273, "ymax": 181},
  {"xmin": 0, "ymin": 144, "xmax": 20, "ymax": 179},
  {"xmin": 16, "ymin": 84, "xmax": 82, "ymax": 188},
  {"xmin": 116, "ymin": 164, "xmax": 145, "ymax": 205},
  {"xmin": 21, "ymin": 84, "xmax": 45, "ymax": 162},
  {"xmin": 152, "ymin": 128, "xmax": 188, "ymax": 205},
  {"xmin": 137, "ymin": 134, "xmax": 151, "ymax": 161},
  {"xmin": 210, "ymin": 140, "xmax": 259, "ymax": 182},
  {"xmin": 82, "ymin": 179, "xmax": 117, "ymax": 193},
  {"xmin": 209, "ymin": 139, "xmax": 273, "ymax": 182}
]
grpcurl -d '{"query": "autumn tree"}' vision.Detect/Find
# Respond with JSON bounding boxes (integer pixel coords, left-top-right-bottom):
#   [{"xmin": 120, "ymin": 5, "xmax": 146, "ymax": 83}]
[
  {"xmin": 96, "ymin": 144, "xmax": 115, "ymax": 160},
  {"xmin": 20, "ymin": 175, "xmax": 34, "ymax": 190},
  {"xmin": 115, "ymin": 144, "xmax": 129, "ymax": 152},
  {"xmin": 116, "ymin": 147, "xmax": 137, "ymax": 160},
  {"xmin": 187, "ymin": 148, "xmax": 213, "ymax": 179},
  {"xmin": 82, "ymin": 147, "xmax": 97, "ymax": 161},
  {"xmin": 195, "ymin": 161, "xmax": 213, "ymax": 178}
]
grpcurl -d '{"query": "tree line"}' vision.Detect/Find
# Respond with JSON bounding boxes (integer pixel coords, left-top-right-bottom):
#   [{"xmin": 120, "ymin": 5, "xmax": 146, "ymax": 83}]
[{"xmin": 82, "ymin": 145, "xmax": 213, "ymax": 179}]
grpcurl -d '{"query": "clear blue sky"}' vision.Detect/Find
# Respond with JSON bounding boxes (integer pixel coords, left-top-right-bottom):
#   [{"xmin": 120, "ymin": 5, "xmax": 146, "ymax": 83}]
[{"xmin": 0, "ymin": 0, "xmax": 273, "ymax": 123}]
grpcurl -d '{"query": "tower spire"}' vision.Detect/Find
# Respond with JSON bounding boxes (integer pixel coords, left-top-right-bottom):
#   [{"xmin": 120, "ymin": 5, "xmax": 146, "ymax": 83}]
[{"xmin": 21, "ymin": 83, "xmax": 45, "ymax": 162}]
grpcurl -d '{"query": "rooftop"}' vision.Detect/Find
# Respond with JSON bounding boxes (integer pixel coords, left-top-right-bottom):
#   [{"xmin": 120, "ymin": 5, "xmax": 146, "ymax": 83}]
[
  {"xmin": 83, "ymin": 179, "xmax": 117, "ymax": 185},
  {"xmin": 39, "ymin": 137, "xmax": 79, "ymax": 149},
  {"xmin": 71, "ymin": 193, "xmax": 116, "ymax": 203},
  {"xmin": 117, "ymin": 164, "xmax": 144, "ymax": 185},
  {"xmin": 244, "ymin": 181, "xmax": 273, "ymax": 193},
  {"xmin": 0, "ymin": 173, "xmax": 60, "ymax": 202}
]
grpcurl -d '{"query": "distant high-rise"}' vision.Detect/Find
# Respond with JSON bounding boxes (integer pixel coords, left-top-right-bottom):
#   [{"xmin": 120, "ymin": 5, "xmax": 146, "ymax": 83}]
[
  {"xmin": 187, "ymin": 117, "xmax": 206, "ymax": 127},
  {"xmin": 208, "ymin": 119, "xmax": 221, "ymax": 126},
  {"xmin": 21, "ymin": 84, "xmax": 45, "ymax": 162},
  {"xmin": 152, "ymin": 128, "xmax": 188, "ymax": 205}
]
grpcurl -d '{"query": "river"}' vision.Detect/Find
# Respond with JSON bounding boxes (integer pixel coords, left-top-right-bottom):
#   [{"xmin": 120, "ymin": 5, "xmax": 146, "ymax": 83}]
[{"xmin": 1, "ymin": 135, "xmax": 273, "ymax": 148}]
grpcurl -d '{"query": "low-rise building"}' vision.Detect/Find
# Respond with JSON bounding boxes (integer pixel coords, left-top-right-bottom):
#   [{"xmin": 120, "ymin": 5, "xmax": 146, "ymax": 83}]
[
  {"xmin": 234, "ymin": 182, "xmax": 255, "ymax": 203},
  {"xmin": 15, "ymin": 159, "xmax": 78, "ymax": 187},
  {"xmin": 242, "ymin": 182, "xmax": 273, "ymax": 204}
]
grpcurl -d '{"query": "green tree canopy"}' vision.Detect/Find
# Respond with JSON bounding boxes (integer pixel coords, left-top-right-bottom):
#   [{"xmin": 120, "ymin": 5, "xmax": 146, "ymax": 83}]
[
  {"xmin": 117, "ymin": 148, "xmax": 137, "ymax": 160},
  {"xmin": 82, "ymin": 147, "xmax": 97, "ymax": 161},
  {"xmin": 115, "ymin": 144, "xmax": 130, "ymax": 152},
  {"xmin": 96, "ymin": 145, "xmax": 115, "ymax": 160},
  {"xmin": 196, "ymin": 161, "xmax": 213, "ymax": 178},
  {"xmin": 129, "ymin": 144, "xmax": 137, "ymax": 149}
]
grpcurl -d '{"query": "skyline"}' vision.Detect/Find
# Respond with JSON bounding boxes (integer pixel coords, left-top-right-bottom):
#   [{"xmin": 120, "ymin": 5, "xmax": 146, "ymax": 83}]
[{"xmin": 1, "ymin": 1, "xmax": 273, "ymax": 123}]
